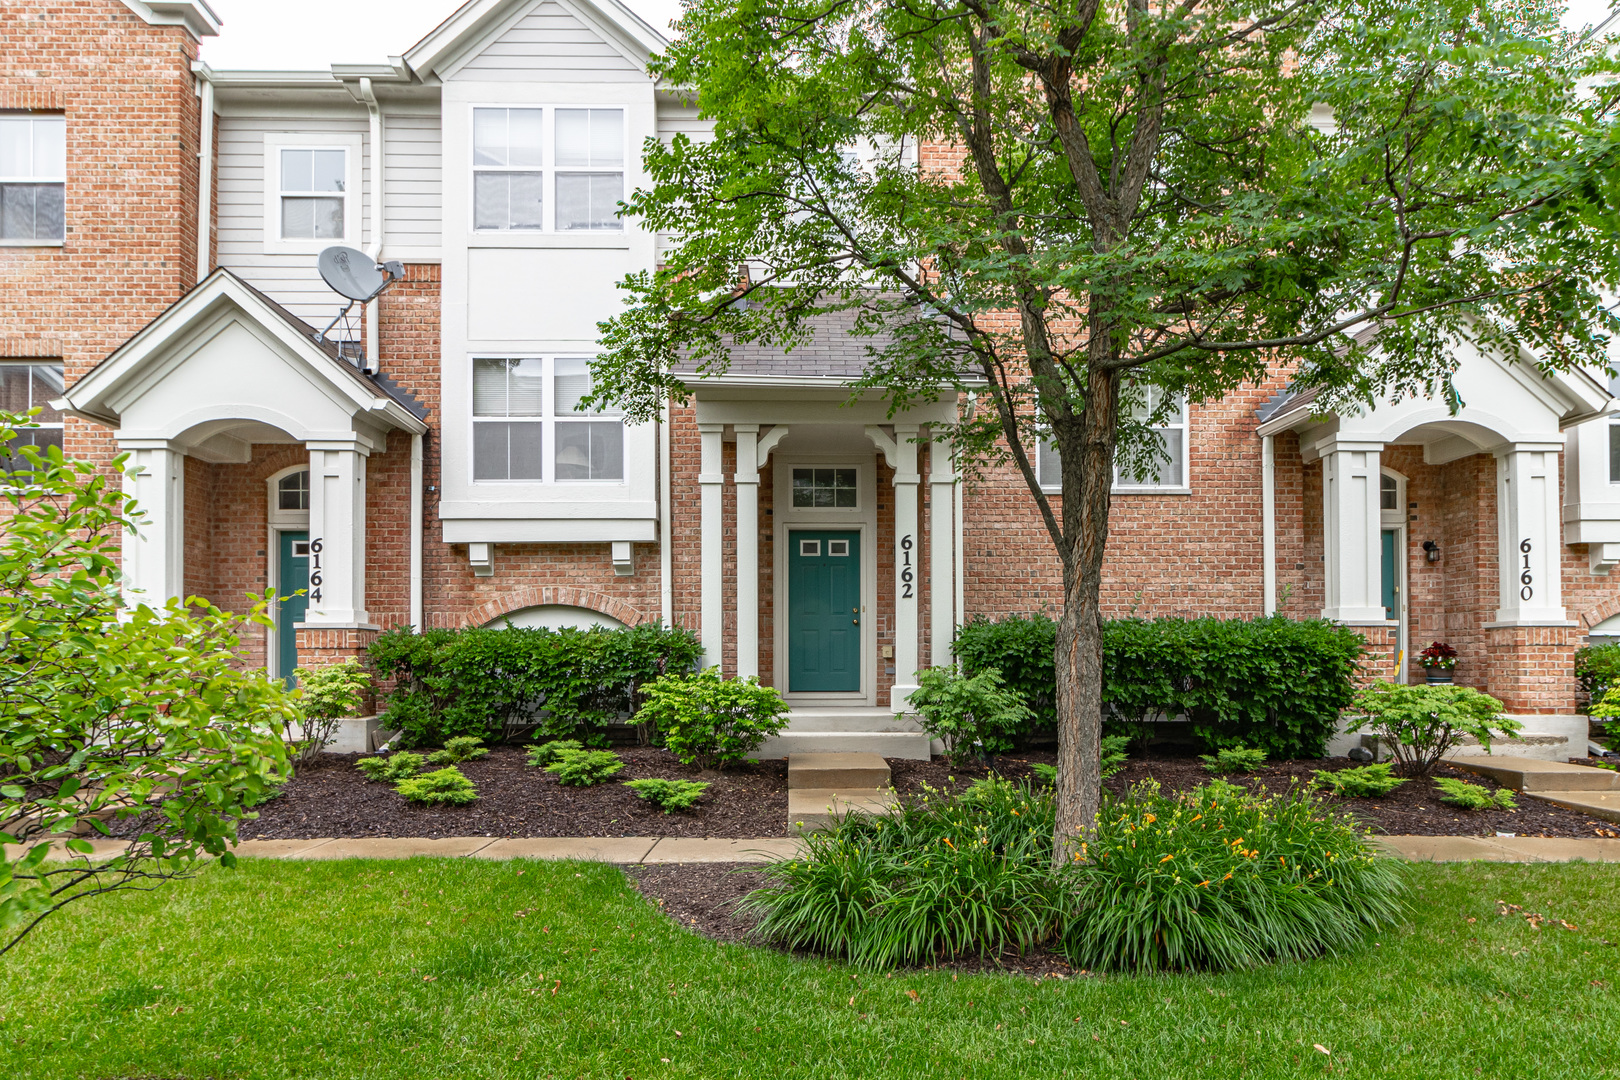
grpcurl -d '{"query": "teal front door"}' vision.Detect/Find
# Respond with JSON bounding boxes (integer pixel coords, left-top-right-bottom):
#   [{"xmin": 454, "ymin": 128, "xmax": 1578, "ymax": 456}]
[
  {"xmin": 788, "ymin": 530, "xmax": 861, "ymax": 693},
  {"xmin": 277, "ymin": 531, "xmax": 309, "ymax": 687},
  {"xmin": 1380, "ymin": 529, "xmax": 1399, "ymax": 620}
]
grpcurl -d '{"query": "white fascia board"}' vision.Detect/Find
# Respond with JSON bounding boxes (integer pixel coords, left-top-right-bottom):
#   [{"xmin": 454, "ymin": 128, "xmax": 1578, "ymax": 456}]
[
  {"xmin": 405, "ymin": 0, "xmax": 663, "ymax": 82},
  {"xmin": 121, "ymin": 0, "xmax": 221, "ymax": 38},
  {"xmin": 440, "ymin": 517, "xmax": 659, "ymax": 543}
]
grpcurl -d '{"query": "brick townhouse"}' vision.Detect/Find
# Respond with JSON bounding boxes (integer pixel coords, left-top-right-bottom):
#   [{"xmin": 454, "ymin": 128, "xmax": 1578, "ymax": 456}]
[{"xmin": 4, "ymin": 0, "xmax": 1616, "ymax": 759}]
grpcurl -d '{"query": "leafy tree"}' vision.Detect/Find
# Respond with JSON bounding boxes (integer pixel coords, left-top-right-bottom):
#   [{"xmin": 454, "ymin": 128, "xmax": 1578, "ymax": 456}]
[
  {"xmin": 593, "ymin": 0, "xmax": 1620, "ymax": 856},
  {"xmin": 0, "ymin": 411, "xmax": 296, "ymax": 956}
]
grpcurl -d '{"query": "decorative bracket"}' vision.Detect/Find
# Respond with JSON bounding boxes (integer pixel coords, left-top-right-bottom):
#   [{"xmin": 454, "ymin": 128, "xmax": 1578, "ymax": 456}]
[{"xmin": 756, "ymin": 425, "xmax": 790, "ymax": 469}]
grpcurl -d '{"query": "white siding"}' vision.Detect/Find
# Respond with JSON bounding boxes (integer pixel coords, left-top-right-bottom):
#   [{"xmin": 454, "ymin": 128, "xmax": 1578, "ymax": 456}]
[
  {"xmin": 453, "ymin": 0, "xmax": 645, "ymax": 82},
  {"xmin": 654, "ymin": 102, "xmax": 711, "ymax": 257},
  {"xmin": 384, "ymin": 111, "xmax": 442, "ymax": 259},
  {"xmin": 216, "ymin": 110, "xmax": 371, "ymax": 323}
]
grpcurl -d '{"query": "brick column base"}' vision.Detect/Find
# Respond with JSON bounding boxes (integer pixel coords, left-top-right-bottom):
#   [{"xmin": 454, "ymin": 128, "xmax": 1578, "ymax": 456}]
[
  {"xmin": 1484, "ymin": 624, "xmax": 1579, "ymax": 714},
  {"xmin": 295, "ymin": 626, "xmax": 381, "ymax": 713},
  {"xmin": 1353, "ymin": 623, "xmax": 1400, "ymax": 684}
]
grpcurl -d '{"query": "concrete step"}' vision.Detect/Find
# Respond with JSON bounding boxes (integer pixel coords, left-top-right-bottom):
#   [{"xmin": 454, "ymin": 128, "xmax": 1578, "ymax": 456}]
[
  {"xmin": 785, "ymin": 707, "xmax": 920, "ymax": 733},
  {"xmin": 787, "ymin": 751, "xmax": 891, "ymax": 791},
  {"xmin": 1449, "ymin": 755, "xmax": 1620, "ymax": 792},
  {"xmin": 1522, "ymin": 789, "xmax": 1620, "ymax": 823},
  {"xmin": 788, "ymin": 787, "xmax": 897, "ymax": 831},
  {"xmin": 755, "ymin": 730, "xmax": 932, "ymax": 760}
]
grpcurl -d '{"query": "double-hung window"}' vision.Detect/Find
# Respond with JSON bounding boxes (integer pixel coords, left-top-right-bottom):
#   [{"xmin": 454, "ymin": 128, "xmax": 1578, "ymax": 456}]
[
  {"xmin": 0, "ymin": 361, "xmax": 65, "ymax": 470},
  {"xmin": 472, "ymin": 357, "xmax": 623, "ymax": 483},
  {"xmin": 0, "ymin": 114, "xmax": 65, "ymax": 243},
  {"xmin": 472, "ymin": 107, "xmax": 623, "ymax": 232},
  {"xmin": 278, "ymin": 148, "xmax": 347, "ymax": 240},
  {"xmin": 1037, "ymin": 386, "xmax": 1190, "ymax": 492}
]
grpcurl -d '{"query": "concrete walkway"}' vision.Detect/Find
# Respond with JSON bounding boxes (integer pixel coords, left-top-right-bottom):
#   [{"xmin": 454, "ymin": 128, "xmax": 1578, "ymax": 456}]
[{"xmin": 20, "ymin": 834, "xmax": 1620, "ymax": 865}]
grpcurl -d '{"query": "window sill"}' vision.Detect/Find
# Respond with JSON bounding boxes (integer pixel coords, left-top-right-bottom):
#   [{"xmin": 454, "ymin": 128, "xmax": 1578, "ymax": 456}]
[
  {"xmin": 467, "ymin": 232, "xmax": 630, "ymax": 249},
  {"xmin": 1038, "ymin": 485, "xmax": 1194, "ymax": 496},
  {"xmin": 0, "ymin": 238, "xmax": 65, "ymax": 247}
]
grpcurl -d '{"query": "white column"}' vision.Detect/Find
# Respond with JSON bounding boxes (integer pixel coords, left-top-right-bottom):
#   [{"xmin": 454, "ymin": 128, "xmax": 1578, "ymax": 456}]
[
  {"xmin": 305, "ymin": 440, "xmax": 371, "ymax": 627},
  {"xmin": 1262, "ymin": 434, "xmax": 1277, "ymax": 615},
  {"xmin": 927, "ymin": 431, "xmax": 956, "ymax": 668},
  {"xmin": 734, "ymin": 424, "xmax": 760, "ymax": 678},
  {"xmin": 119, "ymin": 440, "xmax": 185, "ymax": 610},
  {"xmin": 698, "ymin": 423, "xmax": 726, "ymax": 670},
  {"xmin": 892, "ymin": 424, "xmax": 921, "ymax": 702},
  {"xmin": 1320, "ymin": 440, "xmax": 1386, "ymax": 622},
  {"xmin": 1494, "ymin": 445, "xmax": 1568, "ymax": 624}
]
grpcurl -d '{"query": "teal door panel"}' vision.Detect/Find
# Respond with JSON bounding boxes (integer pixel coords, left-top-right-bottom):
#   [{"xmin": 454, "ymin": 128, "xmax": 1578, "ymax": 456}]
[
  {"xmin": 788, "ymin": 530, "xmax": 861, "ymax": 693},
  {"xmin": 277, "ymin": 531, "xmax": 309, "ymax": 688},
  {"xmin": 1380, "ymin": 529, "xmax": 1398, "ymax": 620}
]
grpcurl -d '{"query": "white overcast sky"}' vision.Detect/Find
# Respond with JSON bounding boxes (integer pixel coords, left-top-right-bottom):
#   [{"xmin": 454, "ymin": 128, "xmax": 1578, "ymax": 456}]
[{"xmin": 200, "ymin": 0, "xmax": 1616, "ymax": 69}]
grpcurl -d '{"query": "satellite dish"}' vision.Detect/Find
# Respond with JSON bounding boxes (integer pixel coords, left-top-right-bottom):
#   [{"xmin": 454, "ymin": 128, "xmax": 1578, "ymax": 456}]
[{"xmin": 318, "ymin": 246, "xmax": 390, "ymax": 302}]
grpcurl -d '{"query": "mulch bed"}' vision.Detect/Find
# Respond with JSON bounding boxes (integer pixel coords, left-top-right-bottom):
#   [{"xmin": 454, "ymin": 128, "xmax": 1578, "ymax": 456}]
[
  {"xmin": 154, "ymin": 742, "xmax": 1615, "ymax": 842},
  {"xmin": 625, "ymin": 863, "xmax": 1081, "ymax": 979}
]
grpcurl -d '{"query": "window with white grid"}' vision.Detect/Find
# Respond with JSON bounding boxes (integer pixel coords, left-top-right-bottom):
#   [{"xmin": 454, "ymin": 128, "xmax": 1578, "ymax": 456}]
[
  {"xmin": 471, "ymin": 107, "xmax": 623, "ymax": 232},
  {"xmin": 471, "ymin": 357, "xmax": 623, "ymax": 483},
  {"xmin": 0, "ymin": 114, "xmax": 65, "ymax": 243}
]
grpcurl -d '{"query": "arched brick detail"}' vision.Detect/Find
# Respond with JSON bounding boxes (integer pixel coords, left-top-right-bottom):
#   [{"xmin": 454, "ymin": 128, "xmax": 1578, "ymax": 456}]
[
  {"xmin": 461, "ymin": 587, "xmax": 651, "ymax": 630},
  {"xmin": 1580, "ymin": 594, "xmax": 1620, "ymax": 633}
]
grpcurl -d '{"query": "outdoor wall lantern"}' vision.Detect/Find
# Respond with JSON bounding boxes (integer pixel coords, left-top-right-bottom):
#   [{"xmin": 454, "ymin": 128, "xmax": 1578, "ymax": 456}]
[{"xmin": 1422, "ymin": 540, "xmax": 1441, "ymax": 563}]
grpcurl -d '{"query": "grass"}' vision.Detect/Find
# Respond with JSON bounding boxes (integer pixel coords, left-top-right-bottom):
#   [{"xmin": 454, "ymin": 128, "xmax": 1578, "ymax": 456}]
[{"xmin": 1, "ymin": 858, "xmax": 1617, "ymax": 1078}]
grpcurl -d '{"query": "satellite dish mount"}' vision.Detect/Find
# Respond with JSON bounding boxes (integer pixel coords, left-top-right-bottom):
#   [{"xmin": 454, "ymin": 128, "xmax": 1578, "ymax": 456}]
[{"xmin": 315, "ymin": 246, "xmax": 404, "ymax": 370}]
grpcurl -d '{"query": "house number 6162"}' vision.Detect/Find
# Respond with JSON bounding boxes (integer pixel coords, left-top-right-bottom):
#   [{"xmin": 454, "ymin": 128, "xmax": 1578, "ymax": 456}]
[
  {"xmin": 1519, "ymin": 538, "xmax": 1533, "ymax": 601},
  {"xmin": 900, "ymin": 534, "xmax": 914, "ymax": 599}
]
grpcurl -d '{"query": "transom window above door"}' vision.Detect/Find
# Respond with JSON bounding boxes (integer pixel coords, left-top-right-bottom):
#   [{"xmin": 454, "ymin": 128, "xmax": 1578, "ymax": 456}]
[
  {"xmin": 792, "ymin": 467, "xmax": 858, "ymax": 508},
  {"xmin": 277, "ymin": 469, "xmax": 309, "ymax": 511},
  {"xmin": 472, "ymin": 107, "xmax": 624, "ymax": 233}
]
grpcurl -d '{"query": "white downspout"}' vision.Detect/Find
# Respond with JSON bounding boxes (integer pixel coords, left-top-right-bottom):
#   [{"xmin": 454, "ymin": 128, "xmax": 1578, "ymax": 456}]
[
  {"xmin": 410, "ymin": 432, "xmax": 424, "ymax": 630},
  {"xmin": 659, "ymin": 399, "xmax": 674, "ymax": 626},
  {"xmin": 194, "ymin": 67, "xmax": 213, "ymax": 283},
  {"xmin": 953, "ymin": 412, "xmax": 965, "ymax": 640},
  {"xmin": 1262, "ymin": 433, "xmax": 1277, "ymax": 615},
  {"xmin": 359, "ymin": 77, "xmax": 384, "ymax": 369}
]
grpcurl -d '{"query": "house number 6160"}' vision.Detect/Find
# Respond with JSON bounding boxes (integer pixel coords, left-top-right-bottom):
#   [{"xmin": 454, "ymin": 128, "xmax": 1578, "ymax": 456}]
[{"xmin": 1519, "ymin": 538, "xmax": 1533, "ymax": 601}]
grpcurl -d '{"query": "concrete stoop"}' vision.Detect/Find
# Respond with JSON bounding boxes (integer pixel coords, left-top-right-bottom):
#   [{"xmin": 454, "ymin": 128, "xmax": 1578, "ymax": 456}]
[
  {"xmin": 786, "ymin": 752, "xmax": 896, "ymax": 831},
  {"xmin": 1448, "ymin": 754, "xmax": 1620, "ymax": 824},
  {"xmin": 754, "ymin": 708, "xmax": 932, "ymax": 760}
]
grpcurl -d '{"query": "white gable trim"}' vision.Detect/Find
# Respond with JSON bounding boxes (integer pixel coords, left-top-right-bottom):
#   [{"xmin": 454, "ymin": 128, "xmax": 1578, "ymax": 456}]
[{"xmin": 406, "ymin": 0, "xmax": 666, "ymax": 82}]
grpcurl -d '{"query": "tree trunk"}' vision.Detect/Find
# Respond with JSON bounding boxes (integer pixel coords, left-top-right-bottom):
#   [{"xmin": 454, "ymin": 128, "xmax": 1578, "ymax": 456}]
[{"xmin": 1051, "ymin": 363, "xmax": 1118, "ymax": 866}]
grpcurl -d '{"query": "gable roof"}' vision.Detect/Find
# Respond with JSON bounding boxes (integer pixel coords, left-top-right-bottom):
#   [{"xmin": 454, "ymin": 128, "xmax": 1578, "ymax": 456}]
[{"xmin": 403, "ymin": 0, "xmax": 667, "ymax": 82}]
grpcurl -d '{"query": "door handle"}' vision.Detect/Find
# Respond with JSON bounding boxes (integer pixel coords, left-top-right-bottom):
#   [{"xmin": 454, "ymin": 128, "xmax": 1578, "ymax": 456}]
[{"xmin": 853, "ymin": 618, "xmax": 859, "ymax": 625}]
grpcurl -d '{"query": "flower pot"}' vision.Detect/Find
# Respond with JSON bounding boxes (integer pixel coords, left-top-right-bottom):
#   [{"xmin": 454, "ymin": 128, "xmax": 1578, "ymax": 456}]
[{"xmin": 1424, "ymin": 668, "xmax": 1454, "ymax": 685}]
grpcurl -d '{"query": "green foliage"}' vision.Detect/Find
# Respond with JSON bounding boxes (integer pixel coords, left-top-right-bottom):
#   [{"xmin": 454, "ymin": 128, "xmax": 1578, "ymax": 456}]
[
  {"xmin": 1062, "ymin": 781, "xmax": 1407, "ymax": 973},
  {"xmin": 544, "ymin": 750, "xmax": 625, "ymax": 787},
  {"xmin": 525, "ymin": 739, "xmax": 584, "ymax": 767},
  {"xmin": 356, "ymin": 752, "xmax": 425, "ymax": 784},
  {"xmin": 957, "ymin": 614, "xmax": 1366, "ymax": 757},
  {"xmin": 0, "ymin": 410, "xmax": 295, "ymax": 958},
  {"xmin": 746, "ymin": 775, "xmax": 1403, "ymax": 972},
  {"xmin": 291, "ymin": 658, "xmax": 371, "ymax": 763},
  {"xmin": 1587, "ymin": 686, "xmax": 1620, "ymax": 746},
  {"xmin": 622, "ymin": 778, "xmax": 712, "ymax": 813},
  {"xmin": 1312, "ymin": 763, "xmax": 1407, "ymax": 798},
  {"xmin": 908, "ymin": 665, "xmax": 1035, "ymax": 764},
  {"xmin": 368, "ymin": 621, "xmax": 704, "ymax": 747},
  {"xmin": 394, "ymin": 767, "xmax": 478, "ymax": 807},
  {"xmin": 1200, "ymin": 747, "xmax": 1268, "ymax": 775},
  {"xmin": 1433, "ymin": 777, "xmax": 1517, "ymax": 811},
  {"xmin": 1351, "ymin": 683, "xmax": 1521, "ymax": 777},
  {"xmin": 1574, "ymin": 644, "xmax": 1620, "ymax": 700},
  {"xmin": 634, "ymin": 667, "xmax": 789, "ymax": 770},
  {"xmin": 425, "ymin": 736, "xmax": 488, "ymax": 766},
  {"xmin": 1032, "ymin": 738, "xmax": 1129, "ymax": 787}
]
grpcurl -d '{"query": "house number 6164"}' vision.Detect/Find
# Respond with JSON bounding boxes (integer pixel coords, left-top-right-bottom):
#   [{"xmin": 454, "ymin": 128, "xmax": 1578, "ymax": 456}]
[
  {"xmin": 309, "ymin": 537, "xmax": 325, "ymax": 604},
  {"xmin": 1519, "ymin": 538, "xmax": 1533, "ymax": 601}
]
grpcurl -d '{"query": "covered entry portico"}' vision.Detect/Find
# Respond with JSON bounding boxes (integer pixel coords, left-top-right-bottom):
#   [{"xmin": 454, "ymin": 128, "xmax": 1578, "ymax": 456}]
[
  {"xmin": 1258, "ymin": 332, "xmax": 1610, "ymax": 745},
  {"xmin": 58, "ymin": 270, "xmax": 428, "ymax": 676},
  {"xmin": 688, "ymin": 378, "xmax": 959, "ymax": 755}
]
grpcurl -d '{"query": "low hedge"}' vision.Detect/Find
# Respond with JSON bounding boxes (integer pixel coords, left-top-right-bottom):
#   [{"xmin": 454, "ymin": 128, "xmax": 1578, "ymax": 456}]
[
  {"xmin": 369, "ymin": 622, "xmax": 704, "ymax": 747},
  {"xmin": 954, "ymin": 613, "xmax": 1366, "ymax": 758}
]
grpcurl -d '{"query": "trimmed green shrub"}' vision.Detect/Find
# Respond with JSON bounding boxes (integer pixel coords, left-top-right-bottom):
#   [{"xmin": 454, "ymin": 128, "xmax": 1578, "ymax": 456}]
[
  {"xmin": 623, "ymin": 778, "xmax": 711, "ymax": 813},
  {"xmin": 291, "ymin": 657, "xmax": 372, "ymax": 762},
  {"xmin": 394, "ymin": 766, "xmax": 478, "ymax": 806},
  {"xmin": 1433, "ymin": 776, "xmax": 1517, "ymax": 810},
  {"xmin": 744, "ymin": 776, "xmax": 1404, "ymax": 973},
  {"xmin": 1588, "ymin": 686, "xmax": 1620, "ymax": 746},
  {"xmin": 544, "ymin": 749, "xmax": 624, "ymax": 786},
  {"xmin": 1351, "ymin": 683, "xmax": 1521, "ymax": 777},
  {"xmin": 908, "ymin": 665, "xmax": 1034, "ymax": 764},
  {"xmin": 1312, "ymin": 763, "xmax": 1406, "ymax": 798},
  {"xmin": 955, "ymin": 614, "xmax": 1366, "ymax": 757},
  {"xmin": 1061, "ymin": 780, "xmax": 1406, "ymax": 972},
  {"xmin": 425, "ymin": 736, "xmax": 488, "ymax": 766},
  {"xmin": 1199, "ymin": 747, "xmax": 1267, "ymax": 774},
  {"xmin": 1575, "ymin": 643, "xmax": 1620, "ymax": 701},
  {"xmin": 356, "ymin": 751, "xmax": 425, "ymax": 783},
  {"xmin": 634, "ymin": 667, "xmax": 789, "ymax": 770},
  {"xmin": 368, "ymin": 622, "xmax": 704, "ymax": 747},
  {"xmin": 525, "ymin": 739, "xmax": 584, "ymax": 767}
]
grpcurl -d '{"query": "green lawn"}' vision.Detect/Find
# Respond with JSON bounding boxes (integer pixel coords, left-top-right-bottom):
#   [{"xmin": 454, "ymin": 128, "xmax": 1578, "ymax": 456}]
[{"xmin": 2, "ymin": 858, "xmax": 1616, "ymax": 1079}]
